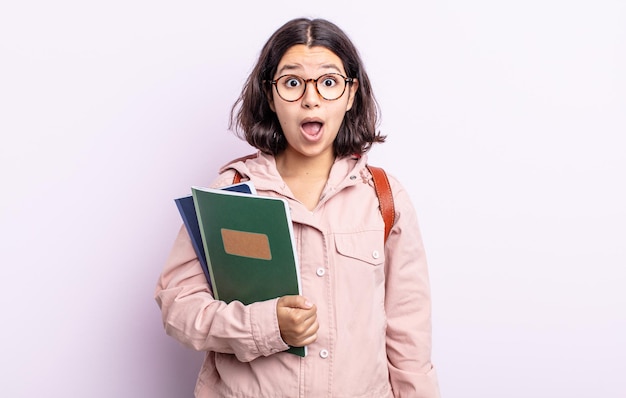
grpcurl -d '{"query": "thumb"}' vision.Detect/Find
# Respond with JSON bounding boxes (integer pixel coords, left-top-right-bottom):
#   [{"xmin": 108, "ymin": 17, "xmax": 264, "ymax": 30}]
[{"xmin": 279, "ymin": 295, "xmax": 314, "ymax": 309}]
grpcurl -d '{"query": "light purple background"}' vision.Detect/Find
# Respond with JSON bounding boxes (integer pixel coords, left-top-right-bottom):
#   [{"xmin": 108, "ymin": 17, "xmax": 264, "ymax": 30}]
[{"xmin": 1, "ymin": 1, "xmax": 625, "ymax": 397}]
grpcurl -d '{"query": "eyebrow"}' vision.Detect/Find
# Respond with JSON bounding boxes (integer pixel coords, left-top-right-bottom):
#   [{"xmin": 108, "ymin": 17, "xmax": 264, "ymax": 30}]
[{"xmin": 276, "ymin": 63, "xmax": 343, "ymax": 76}]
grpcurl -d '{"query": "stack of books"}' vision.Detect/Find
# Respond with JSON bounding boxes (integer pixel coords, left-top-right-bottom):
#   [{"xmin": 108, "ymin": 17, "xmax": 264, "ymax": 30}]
[{"xmin": 174, "ymin": 182, "xmax": 305, "ymax": 356}]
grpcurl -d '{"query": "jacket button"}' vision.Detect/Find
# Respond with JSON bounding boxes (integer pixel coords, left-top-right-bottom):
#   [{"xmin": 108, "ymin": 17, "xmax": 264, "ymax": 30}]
[
  {"xmin": 319, "ymin": 349, "xmax": 329, "ymax": 359},
  {"xmin": 372, "ymin": 250, "xmax": 380, "ymax": 259},
  {"xmin": 316, "ymin": 268, "xmax": 325, "ymax": 277}
]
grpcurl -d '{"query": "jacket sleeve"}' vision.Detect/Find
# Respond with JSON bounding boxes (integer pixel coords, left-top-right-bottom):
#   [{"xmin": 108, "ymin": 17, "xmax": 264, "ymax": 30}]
[
  {"xmin": 384, "ymin": 177, "xmax": 441, "ymax": 398},
  {"xmin": 154, "ymin": 224, "xmax": 290, "ymax": 362}
]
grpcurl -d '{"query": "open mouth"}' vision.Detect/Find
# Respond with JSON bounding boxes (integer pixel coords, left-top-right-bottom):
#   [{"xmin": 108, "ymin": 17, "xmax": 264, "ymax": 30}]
[{"xmin": 301, "ymin": 121, "xmax": 323, "ymax": 139}]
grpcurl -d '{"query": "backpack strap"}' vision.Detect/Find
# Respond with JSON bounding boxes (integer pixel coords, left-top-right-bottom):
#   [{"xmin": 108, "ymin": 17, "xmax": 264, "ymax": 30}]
[
  {"xmin": 231, "ymin": 166, "xmax": 395, "ymax": 243},
  {"xmin": 232, "ymin": 170, "xmax": 243, "ymax": 184},
  {"xmin": 366, "ymin": 165, "xmax": 395, "ymax": 244}
]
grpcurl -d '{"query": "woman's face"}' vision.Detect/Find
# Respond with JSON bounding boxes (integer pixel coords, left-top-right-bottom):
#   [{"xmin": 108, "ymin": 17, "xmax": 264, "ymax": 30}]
[{"xmin": 269, "ymin": 45, "xmax": 358, "ymax": 162}]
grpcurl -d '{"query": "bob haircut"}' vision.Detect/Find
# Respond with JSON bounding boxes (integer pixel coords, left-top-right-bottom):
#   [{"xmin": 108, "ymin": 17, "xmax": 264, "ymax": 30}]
[{"xmin": 229, "ymin": 18, "xmax": 385, "ymax": 157}]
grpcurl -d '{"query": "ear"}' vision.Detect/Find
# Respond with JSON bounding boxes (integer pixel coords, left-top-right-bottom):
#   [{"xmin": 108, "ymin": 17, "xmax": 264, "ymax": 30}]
[{"xmin": 346, "ymin": 78, "xmax": 359, "ymax": 111}]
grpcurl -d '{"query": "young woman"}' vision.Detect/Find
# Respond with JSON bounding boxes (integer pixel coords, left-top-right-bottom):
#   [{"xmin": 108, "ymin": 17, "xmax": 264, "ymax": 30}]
[{"xmin": 155, "ymin": 17, "xmax": 441, "ymax": 398}]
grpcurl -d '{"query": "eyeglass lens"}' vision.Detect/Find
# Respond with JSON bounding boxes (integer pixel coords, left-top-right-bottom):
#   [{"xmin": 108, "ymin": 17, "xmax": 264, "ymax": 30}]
[{"xmin": 274, "ymin": 74, "xmax": 349, "ymax": 101}]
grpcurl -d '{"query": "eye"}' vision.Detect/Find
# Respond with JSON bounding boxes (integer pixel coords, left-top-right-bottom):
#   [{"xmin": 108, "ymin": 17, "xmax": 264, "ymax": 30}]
[
  {"xmin": 320, "ymin": 75, "xmax": 339, "ymax": 87},
  {"xmin": 282, "ymin": 76, "xmax": 303, "ymax": 89}
]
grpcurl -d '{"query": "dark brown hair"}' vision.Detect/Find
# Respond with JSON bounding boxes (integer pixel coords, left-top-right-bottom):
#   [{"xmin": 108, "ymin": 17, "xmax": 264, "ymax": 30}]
[{"xmin": 229, "ymin": 18, "xmax": 385, "ymax": 157}]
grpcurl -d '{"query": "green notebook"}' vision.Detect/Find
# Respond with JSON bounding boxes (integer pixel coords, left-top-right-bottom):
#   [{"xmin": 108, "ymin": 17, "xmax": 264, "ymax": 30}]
[{"xmin": 191, "ymin": 185, "xmax": 305, "ymax": 357}]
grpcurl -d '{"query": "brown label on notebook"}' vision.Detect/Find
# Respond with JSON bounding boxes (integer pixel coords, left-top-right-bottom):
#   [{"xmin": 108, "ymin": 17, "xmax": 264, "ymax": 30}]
[{"xmin": 221, "ymin": 228, "xmax": 272, "ymax": 260}]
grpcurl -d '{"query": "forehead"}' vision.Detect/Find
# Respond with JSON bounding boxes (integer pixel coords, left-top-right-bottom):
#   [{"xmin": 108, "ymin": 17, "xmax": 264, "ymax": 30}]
[{"xmin": 276, "ymin": 45, "xmax": 345, "ymax": 76}]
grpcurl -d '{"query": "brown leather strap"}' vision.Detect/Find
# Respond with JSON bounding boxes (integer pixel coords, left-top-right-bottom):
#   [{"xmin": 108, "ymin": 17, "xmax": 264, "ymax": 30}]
[
  {"xmin": 367, "ymin": 165, "xmax": 395, "ymax": 244},
  {"xmin": 232, "ymin": 170, "xmax": 243, "ymax": 184}
]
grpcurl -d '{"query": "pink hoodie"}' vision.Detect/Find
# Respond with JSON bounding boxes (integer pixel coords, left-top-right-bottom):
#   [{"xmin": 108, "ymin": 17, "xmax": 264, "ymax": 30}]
[{"xmin": 155, "ymin": 152, "xmax": 441, "ymax": 397}]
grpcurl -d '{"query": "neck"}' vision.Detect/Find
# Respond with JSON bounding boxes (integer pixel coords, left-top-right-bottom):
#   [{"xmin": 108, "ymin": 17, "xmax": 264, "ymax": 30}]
[{"xmin": 275, "ymin": 149, "xmax": 335, "ymax": 180}]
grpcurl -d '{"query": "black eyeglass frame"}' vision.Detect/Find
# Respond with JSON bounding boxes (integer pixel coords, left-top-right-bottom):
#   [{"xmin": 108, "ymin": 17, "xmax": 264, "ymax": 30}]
[{"xmin": 266, "ymin": 73, "xmax": 355, "ymax": 102}]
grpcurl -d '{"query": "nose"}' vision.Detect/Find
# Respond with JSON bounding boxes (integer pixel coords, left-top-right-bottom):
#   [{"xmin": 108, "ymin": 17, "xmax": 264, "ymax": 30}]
[{"xmin": 301, "ymin": 79, "xmax": 321, "ymax": 108}]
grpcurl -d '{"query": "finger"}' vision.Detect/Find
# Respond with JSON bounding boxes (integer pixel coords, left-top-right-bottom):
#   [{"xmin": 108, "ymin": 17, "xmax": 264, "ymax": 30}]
[
  {"xmin": 278, "ymin": 295, "xmax": 314, "ymax": 310},
  {"xmin": 292, "ymin": 321, "xmax": 319, "ymax": 346},
  {"xmin": 277, "ymin": 306, "xmax": 316, "ymax": 331}
]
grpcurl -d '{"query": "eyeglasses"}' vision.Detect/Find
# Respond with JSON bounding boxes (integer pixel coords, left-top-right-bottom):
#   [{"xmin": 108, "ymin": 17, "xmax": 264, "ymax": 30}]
[{"xmin": 268, "ymin": 73, "xmax": 354, "ymax": 102}]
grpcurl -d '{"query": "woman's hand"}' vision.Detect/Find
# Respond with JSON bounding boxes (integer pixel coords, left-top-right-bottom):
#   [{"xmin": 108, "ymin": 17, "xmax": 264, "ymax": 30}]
[{"xmin": 276, "ymin": 295, "xmax": 319, "ymax": 347}]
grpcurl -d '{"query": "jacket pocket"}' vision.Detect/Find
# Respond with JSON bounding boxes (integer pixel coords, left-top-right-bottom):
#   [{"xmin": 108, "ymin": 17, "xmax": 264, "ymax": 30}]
[{"xmin": 334, "ymin": 229, "xmax": 385, "ymax": 266}]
